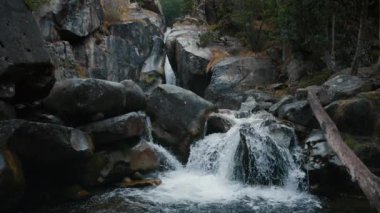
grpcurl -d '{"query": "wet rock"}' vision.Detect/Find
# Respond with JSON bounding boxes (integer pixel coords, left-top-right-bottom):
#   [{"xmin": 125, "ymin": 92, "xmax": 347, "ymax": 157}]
[
  {"xmin": 120, "ymin": 80, "xmax": 147, "ymax": 111},
  {"xmin": 325, "ymin": 98, "xmax": 375, "ymax": 136},
  {"xmin": 23, "ymin": 112, "xmax": 64, "ymax": 125},
  {"xmin": 0, "ymin": 0, "xmax": 54, "ymax": 101},
  {"xmin": 57, "ymin": 0, "xmax": 104, "ymax": 41},
  {"xmin": 130, "ymin": 142, "xmax": 160, "ymax": 173},
  {"xmin": 43, "ymin": 78, "xmax": 126, "ymax": 124},
  {"xmin": 269, "ymin": 95, "xmax": 294, "ymax": 115},
  {"xmin": 0, "ymin": 101, "xmax": 16, "ymax": 120},
  {"xmin": 118, "ymin": 177, "xmax": 162, "ymax": 188},
  {"xmin": 205, "ymin": 57, "xmax": 277, "ymax": 109},
  {"xmin": 80, "ymin": 112, "xmax": 146, "ymax": 146},
  {"xmin": 73, "ymin": 10, "xmax": 162, "ymax": 82},
  {"xmin": 8, "ymin": 121, "xmax": 94, "ymax": 163},
  {"xmin": 0, "ymin": 149, "xmax": 25, "ymax": 212},
  {"xmin": 62, "ymin": 185, "xmax": 91, "ymax": 201},
  {"xmin": 147, "ymin": 85, "xmax": 216, "ymax": 162},
  {"xmin": 46, "ymin": 41, "xmax": 80, "ymax": 81},
  {"xmin": 206, "ymin": 113, "xmax": 235, "ymax": 135},
  {"xmin": 278, "ymin": 100, "xmax": 314, "ymax": 127},
  {"xmin": 0, "ymin": 81, "xmax": 15, "ymax": 98},
  {"xmin": 323, "ymin": 74, "xmax": 367, "ymax": 101}
]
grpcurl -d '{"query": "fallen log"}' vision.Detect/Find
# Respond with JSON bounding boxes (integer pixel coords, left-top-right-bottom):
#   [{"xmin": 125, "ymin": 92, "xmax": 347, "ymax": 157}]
[{"xmin": 307, "ymin": 90, "xmax": 380, "ymax": 212}]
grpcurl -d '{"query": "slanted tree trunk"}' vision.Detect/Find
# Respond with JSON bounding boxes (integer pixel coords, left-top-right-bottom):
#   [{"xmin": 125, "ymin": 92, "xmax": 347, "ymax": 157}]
[
  {"xmin": 307, "ymin": 90, "xmax": 380, "ymax": 212},
  {"xmin": 351, "ymin": 0, "xmax": 368, "ymax": 75}
]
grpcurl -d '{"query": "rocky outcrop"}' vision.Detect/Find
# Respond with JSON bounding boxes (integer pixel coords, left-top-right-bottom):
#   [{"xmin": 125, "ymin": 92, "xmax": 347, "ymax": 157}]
[
  {"xmin": 205, "ymin": 57, "xmax": 277, "ymax": 109},
  {"xmin": 43, "ymin": 78, "xmax": 127, "ymax": 124},
  {"xmin": 147, "ymin": 85, "xmax": 216, "ymax": 161},
  {"xmin": 0, "ymin": 149, "xmax": 25, "ymax": 212},
  {"xmin": 73, "ymin": 6, "xmax": 163, "ymax": 82},
  {"xmin": 80, "ymin": 112, "xmax": 146, "ymax": 146},
  {"xmin": 8, "ymin": 121, "xmax": 94, "ymax": 163},
  {"xmin": 46, "ymin": 41, "xmax": 81, "ymax": 81},
  {"xmin": 0, "ymin": 0, "xmax": 54, "ymax": 101}
]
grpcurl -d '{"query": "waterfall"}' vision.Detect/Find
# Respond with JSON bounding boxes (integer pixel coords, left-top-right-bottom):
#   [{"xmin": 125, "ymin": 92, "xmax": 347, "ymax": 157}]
[
  {"xmin": 164, "ymin": 55, "xmax": 176, "ymax": 85},
  {"xmin": 56, "ymin": 111, "xmax": 321, "ymax": 213}
]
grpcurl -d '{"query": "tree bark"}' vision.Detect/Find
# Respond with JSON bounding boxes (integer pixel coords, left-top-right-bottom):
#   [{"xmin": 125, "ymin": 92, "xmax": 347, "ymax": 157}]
[
  {"xmin": 307, "ymin": 90, "xmax": 380, "ymax": 212},
  {"xmin": 351, "ymin": 0, "xmax": 368, "ymax": 75}
]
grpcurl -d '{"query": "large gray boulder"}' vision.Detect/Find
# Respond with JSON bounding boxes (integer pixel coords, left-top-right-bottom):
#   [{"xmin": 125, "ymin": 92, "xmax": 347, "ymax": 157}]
[
  {"xmin": 8, "ymin": 121, "xmax": 94, "ymax": 163},
  {"xmin": 80, "ymin": 112, "xmax": 146, "ymax": 146},
  {"xmin": 43, "ymin": 78, "xmax": 127, "ymax": 124},
  {"xmin": 323, "ymin": 74, "xmax": 367, "ymax": 101},
  {"xmin": 147, "ymin": 85, "xmax": 216, "ymax": 162},
  {"xmin": 120, "ymin": 80, "xmax": 147, "ymax": 112},
  {"xmin": 278, "ymin": 100, "xmax": 314, "ymax": 127},
  {"xmin": 205, "ymin": 57, "xmax": 277, "ymax": 109},
  {"xmin": 0, "ymin": 0, "xmax": 54, "ymax": 101}
]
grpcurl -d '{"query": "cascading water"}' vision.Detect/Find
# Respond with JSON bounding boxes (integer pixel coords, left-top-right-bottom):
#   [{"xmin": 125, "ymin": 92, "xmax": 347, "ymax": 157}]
[{"xmin": 50, "ymin": 111, "xmax": 321, "ymax": 213}]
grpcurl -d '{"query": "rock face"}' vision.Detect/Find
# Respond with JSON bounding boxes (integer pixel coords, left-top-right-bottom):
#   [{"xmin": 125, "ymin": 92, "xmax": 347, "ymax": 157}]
[
  {"xmin": 57, "ymin": 0, "xmax": 104, "ymax": 40},
  {"xmin": 147, "ymin": 85, "xmax": 216, "ymax": 161},
  {"xmin": 0, "ymin": 149, "xmax": 25, "ymax": 212},
  {"xmin": 80, "ymin": 112, "xmax": 146, "ymax": 146},
  {"xmin": 43, "ymin": 78, "xmax": 127, "ymax": 124},
  {"xmin": 205, "ymin": 57, "xmax": 277, "ymax": 109},
  {"xmin": 8, "ymin": 122, "xmax": 94, "ymax": 163},
  {"xmin": 73, "ymin": 8, "xmax": 163, "ymax": 82},
  {"xmin": 46, "ymin": 41, "xmax": 81, "ymax": 81},
  {"xmin": 0, "ymin": 0, "xmax": 54, "ymax": 101}
]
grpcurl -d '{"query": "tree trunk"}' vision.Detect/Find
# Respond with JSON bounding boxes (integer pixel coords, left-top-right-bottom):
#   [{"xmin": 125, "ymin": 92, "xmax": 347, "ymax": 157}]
[
  {"xmin": 307, "ymin": 90, "xmax": 380, "ymax": 212},
  {"xmin": 351, "ymin": 0, "xmax": 368, "ymax": 75}
]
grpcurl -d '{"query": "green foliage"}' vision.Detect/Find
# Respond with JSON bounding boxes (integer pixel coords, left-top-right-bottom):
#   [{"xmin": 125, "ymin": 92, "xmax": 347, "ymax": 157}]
[
  {"xmin": 298, "ymin": 69, "xmax": 332, "ymax": 88},
  {"xmin": 161, "ymin": 0, "xmax": 196, "ymax": 25},
  {"xmin": 25, "ymin": 0, "xmax": 51, "ymax": 11},
  {"xmin": 198, "ymin": 31, "xmax": 219, "ymax": 47}
]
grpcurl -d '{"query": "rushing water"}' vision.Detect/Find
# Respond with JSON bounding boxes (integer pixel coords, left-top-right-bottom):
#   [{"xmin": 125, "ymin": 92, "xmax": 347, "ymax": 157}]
[{"xmin": 50, "ymin": 111, "xmax": 323, "ymax": 213}]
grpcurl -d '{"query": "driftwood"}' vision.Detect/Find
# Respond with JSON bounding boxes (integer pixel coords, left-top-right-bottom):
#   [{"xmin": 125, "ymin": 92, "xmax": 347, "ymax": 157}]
[{"xmin": 307, "ymin": 90, "xmax": 380, "ymax": 212}]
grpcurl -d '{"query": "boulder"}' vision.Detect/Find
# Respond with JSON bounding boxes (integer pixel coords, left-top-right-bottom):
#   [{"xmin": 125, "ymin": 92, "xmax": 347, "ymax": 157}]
[
  {"xmin": 129, "ymin": 142, "xmax": 160, "ymax": 173},
  {"xmin": 0, "ymin": 0, "xmax": 54, "ymax": 101},
  {"xmin": 269, "ymin": 95, "xmax": 294, "ymax": 115},
  {"xmin": 43, "ymin": 78, "xmax": 127, "ymax": 124},
  {"xmin": 80, "ymin": 112, "xmax": 146, "ymax": 146},
  {"xmin": 355, "ymin": 143, "xmax": 380, "ymax": 168},
  {"xmin": 325, "ymin": 98, "xmax": 375, "ymax": 136},
  {"xmin": 118, "ymin": 177, "xmax": 162, "ymax": 188},
  {"xmin": 205, "ymin": 57, "xmax": 277, "ymax": 109},
  {"xmin": 285, "ymin": 58, "xmax": 317, "ymax": 82},
  {"xmin": 120, "ymin": 80, "xmax": 147, "ymax": 112},
  {"xmin": 8, "ymin": 122, "xmax": 94, "ymax": 163},
  {"xmin": 140, "ymin": 0, "xmax": 164, "ymax": 15},
  {"xmin": 278, "ymin": 100, "xmax": 314, "ymax": 127},
  {"xmin": 323, "ymin": 74, "xmax": 367, "ymax": 101},
  {"xmin": 0, "ymin": 149, "xmax": 25, "ymax": 212},
  {"xmin": 0, "ymin": 101, "xmax": 16, "ymax": 120},
  {"xmin": 46, "ymin": 41, "xmax": 80, "ymax": 81},
  {"xmin": 147, "ymin": 85, "xmax": 216, "ymax": 161},
  {"xmin": 57, "ymin": 0, "xmax": 104, "ymax": 41},
  {"xmin": 73, "ymin": 9, "xmax": 162, "ymax": 82},
  {"xmin": 206, "ymin": 113, "xmax": 235, "ymax": 134},
  {"xmin": 174, "ymin": 36, "xmax": 211, "ymax": 96}
]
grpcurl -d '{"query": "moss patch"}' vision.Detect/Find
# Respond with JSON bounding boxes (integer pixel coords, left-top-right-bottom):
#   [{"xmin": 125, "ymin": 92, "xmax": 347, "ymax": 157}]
[
  {"xmin": 25, "ymin": 0, "xmax": 51, "ymax": 11},
  {"xmin": 298, "ymin": 69, "xmax": 331, "ymax": 88}
]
